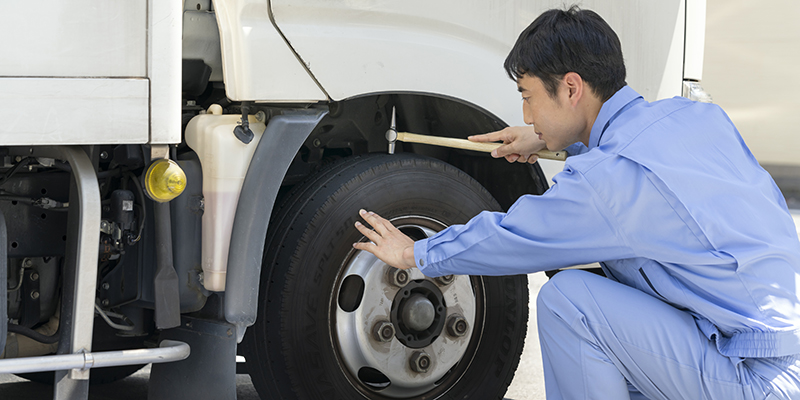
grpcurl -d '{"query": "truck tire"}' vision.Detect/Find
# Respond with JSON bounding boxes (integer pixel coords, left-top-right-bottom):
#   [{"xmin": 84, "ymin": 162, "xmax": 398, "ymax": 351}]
[{"xmin": 242, "ymin": 153, "xmax": 528, "ymax": 399}]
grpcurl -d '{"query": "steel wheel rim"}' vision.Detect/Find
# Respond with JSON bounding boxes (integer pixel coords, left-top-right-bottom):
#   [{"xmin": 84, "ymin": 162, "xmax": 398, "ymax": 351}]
[{"xmin": 332, "ymin": 215, "xmax": 477, "ymax": 398}]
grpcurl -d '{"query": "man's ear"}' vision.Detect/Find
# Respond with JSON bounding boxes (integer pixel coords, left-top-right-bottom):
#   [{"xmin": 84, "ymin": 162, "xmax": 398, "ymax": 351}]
[{"xmin": 562, "ymin": 72, "xmax": 584, "ymax": 107}]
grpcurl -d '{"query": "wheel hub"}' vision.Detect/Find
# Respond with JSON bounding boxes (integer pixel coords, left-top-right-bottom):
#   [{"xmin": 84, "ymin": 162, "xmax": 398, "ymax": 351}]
[{"xmin": 391, "ymin": 280, "xmax": 446, "ymax": 348}]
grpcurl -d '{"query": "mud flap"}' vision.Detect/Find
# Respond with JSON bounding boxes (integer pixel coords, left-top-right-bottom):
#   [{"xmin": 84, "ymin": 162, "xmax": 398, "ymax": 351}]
[
  {"xmin": 0, "ymin": 210, "xmax": 6, "ymax": 354},
  {"xmin": 148, "ymin": 314, "xmax": 236, "ymax": 400}
]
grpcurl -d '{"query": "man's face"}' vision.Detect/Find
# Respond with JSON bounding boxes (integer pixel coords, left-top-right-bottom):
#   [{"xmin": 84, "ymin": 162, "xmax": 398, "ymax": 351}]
[{"xmin": 517, "ymin": 74, "xmax": 589, "ymax": 151}]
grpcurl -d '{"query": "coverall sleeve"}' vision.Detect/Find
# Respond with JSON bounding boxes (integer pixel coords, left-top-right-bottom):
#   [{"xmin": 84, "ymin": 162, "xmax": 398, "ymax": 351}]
[{"xmin": 414, "ymin": 166, "xmax": 636, "ymax": 277}]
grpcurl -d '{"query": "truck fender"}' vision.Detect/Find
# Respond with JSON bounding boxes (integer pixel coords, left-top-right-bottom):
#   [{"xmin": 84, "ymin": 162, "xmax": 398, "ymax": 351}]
[{"xmin": 224, "ymin": 109, "xmax": 328, "ymax": 340}]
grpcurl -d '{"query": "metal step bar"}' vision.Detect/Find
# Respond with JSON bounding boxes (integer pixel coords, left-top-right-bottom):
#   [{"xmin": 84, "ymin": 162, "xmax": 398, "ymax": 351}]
[{"xmin": 0, "ymin": 340, "xmax": 190, "ymax": 374}]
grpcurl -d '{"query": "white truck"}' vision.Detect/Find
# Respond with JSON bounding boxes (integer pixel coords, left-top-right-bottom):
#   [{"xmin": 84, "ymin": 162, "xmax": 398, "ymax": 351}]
[{"xmin": 0, "ymin": 1, "xmax": 709, "ymax": 399}]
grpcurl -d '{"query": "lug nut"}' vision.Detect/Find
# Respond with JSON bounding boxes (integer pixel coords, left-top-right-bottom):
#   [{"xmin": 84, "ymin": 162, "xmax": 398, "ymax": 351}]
[
  {"xmin": 30, "ymin": 291, "xmax": 40, "ymax": 300},
  {"xmin": 388, "ymin": 268, "xmax": 410, "ymax": 287},
  {"xmin": 435, "ymin": 275, "xmax": 455, "ymax": 286},
  {"xmin": 373, "ymin": 321, "xmax": 395, "ymax": 342},
  {"xmin": 409, "ymin": 351, "xmax": 431, "ymax": 373},
  {"xmin": 30, "ymin": 272, "xmax": 39, "ymax": 281},
  {"xmin": 446, "ymin": 314, "xmax": 469, "ymax": 337}
]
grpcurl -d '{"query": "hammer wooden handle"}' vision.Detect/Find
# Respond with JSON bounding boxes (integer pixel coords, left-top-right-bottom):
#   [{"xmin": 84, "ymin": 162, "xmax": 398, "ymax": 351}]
[{"xmin": 395, "ymin": 131, "xmax": 567, "ymax": 161}]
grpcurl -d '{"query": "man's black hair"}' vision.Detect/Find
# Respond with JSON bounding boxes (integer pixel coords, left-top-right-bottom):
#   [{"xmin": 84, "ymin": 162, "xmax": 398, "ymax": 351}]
[{"xmin": 504, "ymin": 6, "xmax": 627, "ymax": 101}]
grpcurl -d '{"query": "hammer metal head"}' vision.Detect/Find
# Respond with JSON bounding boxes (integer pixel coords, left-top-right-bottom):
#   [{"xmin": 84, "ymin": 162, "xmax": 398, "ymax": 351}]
[
  {"xmin": 385, "ymin": 106, "xmax": 398, "ymax": 154},
  {"xmin": 385, "ymin": 128, "xmax": 398, "ymax": 143}
]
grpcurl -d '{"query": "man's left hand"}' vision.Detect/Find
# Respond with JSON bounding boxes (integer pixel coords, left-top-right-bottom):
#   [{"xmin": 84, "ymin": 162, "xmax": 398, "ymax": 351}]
[{"xmin": 353, "ymin": 209, "xmax": 417, "ymax": 270}]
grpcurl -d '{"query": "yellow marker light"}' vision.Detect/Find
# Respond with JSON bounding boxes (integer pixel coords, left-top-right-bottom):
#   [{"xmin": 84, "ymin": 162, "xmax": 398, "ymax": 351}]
[{"xmin": 144, "ymin": 159, "xmax": 187, "ymax": 202}]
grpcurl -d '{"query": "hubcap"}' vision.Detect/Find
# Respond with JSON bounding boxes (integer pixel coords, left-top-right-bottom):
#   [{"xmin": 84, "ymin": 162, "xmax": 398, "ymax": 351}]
[
  {"xmin": 333, "ymin": 216, "xmax": 477, "ymax": 398},
  {"xmin": 401, "ymin": 294, "xmax": 435, "ymax": 332}
]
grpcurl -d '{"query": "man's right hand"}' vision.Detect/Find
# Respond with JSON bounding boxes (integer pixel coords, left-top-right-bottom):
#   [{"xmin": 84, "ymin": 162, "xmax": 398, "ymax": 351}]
[{"xmin": 468, "ymin": 126, "xmax": 547, "ymax": 164}]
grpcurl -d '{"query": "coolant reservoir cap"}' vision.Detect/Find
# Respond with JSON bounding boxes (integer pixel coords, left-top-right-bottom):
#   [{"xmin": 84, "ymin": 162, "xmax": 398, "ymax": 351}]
[{"xmin": 144, "ymin": 159, "xmax": 187, "ymax": 202}]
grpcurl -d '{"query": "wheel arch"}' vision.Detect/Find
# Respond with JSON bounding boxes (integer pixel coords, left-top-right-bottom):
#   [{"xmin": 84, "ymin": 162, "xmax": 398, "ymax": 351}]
[
  {"xmin": 224, "ymin": 92, "xmax": 548, "ymax": 335},
  {"xmin": 306, "ymin": 92, "xmax": 549, "ymax": 208}
]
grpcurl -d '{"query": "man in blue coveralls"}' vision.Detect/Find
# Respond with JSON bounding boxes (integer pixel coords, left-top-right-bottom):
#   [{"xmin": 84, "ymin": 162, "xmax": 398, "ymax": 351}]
[{"xmin": 353, "ymin": 6, "xmax": 800, "ymax": 400}]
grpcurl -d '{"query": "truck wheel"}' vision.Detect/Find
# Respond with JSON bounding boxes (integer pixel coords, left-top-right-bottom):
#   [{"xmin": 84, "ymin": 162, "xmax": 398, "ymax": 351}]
[{"xmin": 243, "ymin": 153, "xmax": 528, "ymax": 399}]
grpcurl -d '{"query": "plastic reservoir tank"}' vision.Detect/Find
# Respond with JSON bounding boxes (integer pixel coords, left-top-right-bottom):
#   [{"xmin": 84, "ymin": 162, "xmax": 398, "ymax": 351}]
[{"xmin": 184, "ymin": 105, "xmax": 266, "ymax": 292}]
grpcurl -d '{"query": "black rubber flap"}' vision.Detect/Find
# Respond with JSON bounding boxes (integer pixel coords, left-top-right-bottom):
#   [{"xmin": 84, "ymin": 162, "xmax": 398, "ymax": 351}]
[{"xmin": 0, "ymin": 210, "xmax": 7, "ymax": 353}]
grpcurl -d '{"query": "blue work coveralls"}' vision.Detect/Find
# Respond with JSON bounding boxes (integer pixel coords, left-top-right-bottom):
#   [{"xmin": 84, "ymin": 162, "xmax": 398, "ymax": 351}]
[{"xmin": 413, "ymin": 86, "xmax": 800, "ymax": 399}]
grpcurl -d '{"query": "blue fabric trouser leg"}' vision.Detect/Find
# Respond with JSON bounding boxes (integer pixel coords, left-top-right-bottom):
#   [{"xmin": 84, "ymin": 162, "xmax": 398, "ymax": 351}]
[{"xmin": 536, "ymin": 270, "xmax": 800, "ymax": 400}]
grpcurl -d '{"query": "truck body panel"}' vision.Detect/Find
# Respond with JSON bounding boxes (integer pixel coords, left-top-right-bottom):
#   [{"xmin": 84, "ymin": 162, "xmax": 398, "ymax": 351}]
[
  {"xmin": 269, "ymin": 0, "xmax": 683, "ymax": 124},
  {"xmin": 0, "ymin": 0, "xmax": 181, "ymax": 145},
  {"xmin": 213, "ymin": 0, "xmax": 328, "ymax": 102},
  {"xmin": 0, "ymin": 78, "xmax": 149, "ymax": 145}
]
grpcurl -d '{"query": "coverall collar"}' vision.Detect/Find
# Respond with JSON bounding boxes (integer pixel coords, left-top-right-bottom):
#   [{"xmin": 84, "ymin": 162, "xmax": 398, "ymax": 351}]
[{"xmin": 588, "ymin": 85, "xmax": 644, "ymax": 149}]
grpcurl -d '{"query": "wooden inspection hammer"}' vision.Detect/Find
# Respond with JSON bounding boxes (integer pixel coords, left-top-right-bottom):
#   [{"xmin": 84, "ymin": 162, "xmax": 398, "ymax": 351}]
[
  {"xmin": 384, "ymin": 108, "xmax": 567, "ymax": 161},
  {"xmin": 385, "ymin": 130, "xmax": 567, "ymax": 161}
]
